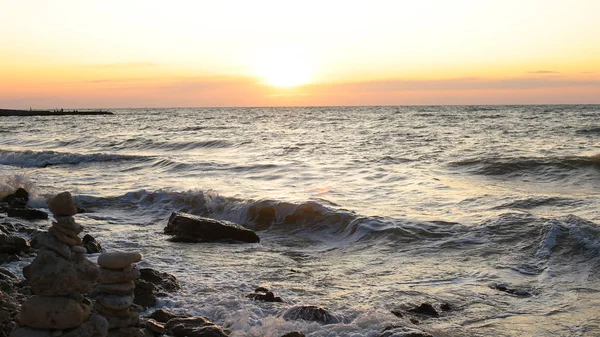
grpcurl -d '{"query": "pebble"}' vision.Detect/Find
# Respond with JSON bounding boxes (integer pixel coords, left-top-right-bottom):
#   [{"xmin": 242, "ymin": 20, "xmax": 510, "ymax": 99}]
[
  {"xmin": 98, "ymin": 252, "xmax": 142, "ymax": 269},
  {"xmin": 70, "ymin": 245, "xmax": 87, "ymax": 254},
  {"xmin": 99, "ymin": 266, "xmax": 141, "ymax": 284}
]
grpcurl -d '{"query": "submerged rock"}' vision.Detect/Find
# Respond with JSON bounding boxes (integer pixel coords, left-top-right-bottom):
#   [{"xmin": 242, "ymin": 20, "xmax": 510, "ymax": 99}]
[
  {"xmin": 408, "ymin": 303, "xmax": 439, "ymax": 317},
  {"xmin": 247, "ymin": 291, "xmax": 283, "ymax": 303},
  {"xmin": 164, "ymin": 212, "xmax": 260, "ymax": 243},
  {"xmin": 490, "ymin": 283, "xmax": 534, "ymax": 297},
  {"xmin": 82, "ymin": 234, "xmax": 102, "ymax": 254},
  {"xmin": 380, "ymin": 326, "xmax": 434, "ymax": 337},
  {"xmin": 165, "ymin": 316, "xmax": 230, "ymax": 337},
  {"xmin": 282, "ymin": 305, "xmax": 339, "ymax": 324},
  {"xmin": 6, "ymin": 208, "xmax": 48, "ymax": 220},
  {"xmin": 281, "ymin": 332, "xmax": 305, "ymax": 337}
]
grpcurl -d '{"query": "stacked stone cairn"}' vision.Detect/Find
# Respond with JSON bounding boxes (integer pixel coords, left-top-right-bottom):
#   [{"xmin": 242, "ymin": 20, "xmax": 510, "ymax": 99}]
[
  {"xmin": 95, "ymin": 251, "xmax": 144, "ymax": 337},
  {"xmin": 12, "ymin": 192, "xmax": 108, "ymax": 337}
]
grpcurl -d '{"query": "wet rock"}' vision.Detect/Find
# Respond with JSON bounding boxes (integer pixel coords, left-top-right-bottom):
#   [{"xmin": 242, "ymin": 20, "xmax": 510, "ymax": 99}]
[
  {"xmin": 24, "ymin": 249, "xmax": 99, "ymax": 296},
  {"xmin": 165, "ymin": 211, "xmax": 260, "ymax": 243},
  {"xmin": 247, "ymin": 291, "xmax": 283, "ymax": 302},
  {"xmin": 48, "ymin": 192, "xmax": 77, "ymax": 216},
  {"xmin": 9, "ymin": 198, "xmax": 27, "ymax": 209},
  {"xmin": 281, "ymin": 332, "xmax": 305, "ymax": 337},
  {"xmin": 380, "ymin": 326, "xmax": 434, "ymax": 337},
  {"xmin": 139, "ymin": 268, "xmax": 180, "ymax": 293},
  {"xmin": 148, "ymin": 308, "xmax": 180, "ymax": 323},
  {"xmin": 490, "ymin": 283, "xmax": 533, "ymax": 297},
  {"xmin": 282, "ymin": 305, "xmax": 339, "ymax": 324},
  {"xmin": 1, "ymin": 188, "xmax": 28, "ymax": 204},
  {"xmin": 133, "ymin": 279, "xmax": 157, "ymax": 309},
  {"xmin": 0, "ymin": 233, "xmax": 29, "ymax": 254},
  {"xmin": 408, "ymin": 303, "xmax": 439, "ymax": 317},
  {"xmin": 6, "ymin": 208, "xmax": 48, "ymax": 220},
  {"xmin": 440, "ymin": 303, "xmax": 452, "ymax": 311},
  {"xmin": 98, "ymin": 252, "xmax": 142, "ymax": 270},
  {"xmin": 165, "ymin": 316, "xmax": 229, "ymax": 337},
  {"xmin": 144, "ymin": 319, "xmax": 165, "ymax": 335},
  {"xmin": 82, "ymin": 234, "xmax": 102, "ymax": 254},
  {"xmin": 19, "ymin": 296, "xmax": 90, "ymax": 329},
  {"xmin": 0, "ymin": 290, "xmax": 19, "ymax": 336},
  {"xmin": 255, "ymin": 286, "xmax": 269, "ymax": 293},
  {"xmin": 0, "ymin": 270, "xmax": 19, "ymax": 294}
]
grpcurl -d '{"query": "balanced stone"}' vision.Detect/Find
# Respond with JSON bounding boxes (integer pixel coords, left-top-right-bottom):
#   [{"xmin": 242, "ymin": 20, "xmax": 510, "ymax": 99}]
[
  {"xmin": 97, "ymin": 294, "xmax": 134, "ymax": 311},
  {"xmin": 48, "ymin": 192, "xmax": 78, "ymax": 216},
  {"xmin": 24, "ymin": 249, "xmax": 99, "ymax": 296},
  {"xmin": 98, "ymin": 252, "xmax": 142, "ymax": 270},
  {"xmin": 99, "ymin": 266, "xmax": 141, "ymax": 284},
  {"xmin": 34, "ymin": 232, "xmax": 71, "ymax": 258},
  {"xmin": 104, "ymin": 310, "xmax": 140, "ymax": 329},
  {"xmin": 19, "ymin": 296, "xmax": 90, "ymax": 329},
  {"xmin": 49, "ymin": 226, "xmax": 82, "ymax": 246},
  {"xmin": 70, "ymin": 245, "xmax": 87, "ymax": 254},
  {"xmin": 53, "ymin": 216, "xmax": 84, "ymax": 233},
  {"xmin": 97, "ymin": 281, "xmax": 135, "ymax": 295},
  {"xmin": 51, "ymin": 224, "xmax": 80, "ymax": 238},
  {"xmin": 95, "ymin": 302, "xmax": 136, "ymax": 318}
]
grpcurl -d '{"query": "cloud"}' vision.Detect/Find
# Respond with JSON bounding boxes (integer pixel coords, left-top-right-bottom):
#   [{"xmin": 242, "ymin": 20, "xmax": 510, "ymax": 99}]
[
  {"xmin": 82, "ymin": 62, "xmax": 157, "ymax": 69},
  {"xmin": 526, "ymin": 70, "xmax": 559, "ymax": 74}
]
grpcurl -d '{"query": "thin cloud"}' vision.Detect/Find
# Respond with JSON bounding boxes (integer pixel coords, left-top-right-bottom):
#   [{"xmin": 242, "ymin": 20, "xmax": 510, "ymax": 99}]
[
  {"xmin": 82, "ymin": 62, "xmax": 157, "ymax": 69},
  {"xmin": 526, "ymin": 70, "xmax": 559, "ymax": 74}
]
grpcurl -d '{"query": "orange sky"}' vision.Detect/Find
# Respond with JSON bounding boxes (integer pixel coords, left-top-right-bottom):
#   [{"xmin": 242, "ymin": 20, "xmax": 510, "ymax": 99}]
[{"xmin": 1, "ymin": 0, "xmax": 599, "ymax": 108}]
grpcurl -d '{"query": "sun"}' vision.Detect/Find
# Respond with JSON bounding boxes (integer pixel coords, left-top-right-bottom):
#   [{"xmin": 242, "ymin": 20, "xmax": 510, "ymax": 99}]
[{"xmin": 254, "ymin": 47, "xmax": 315, "ymax": 87}]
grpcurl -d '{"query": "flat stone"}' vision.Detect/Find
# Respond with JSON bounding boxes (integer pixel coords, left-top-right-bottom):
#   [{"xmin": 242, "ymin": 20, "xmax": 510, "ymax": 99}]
[
  {"xmin": 48, "ymin": 192, "xmax": 77, "ymax": 216},
  {"xmin": 97, "ymin": 281, "xmax": 135, "ymax": 295},
  {"xmin": 6, "ymin": 208, "xmax": 48, "ymax": 220},
  {"xmin": 25, "ymin": 249, "xmax": 99, "ymax": 296},
  {"xmin": 51, "ymin": 224, "xmax": 80, "ymax": 238},
  {"xmin": 71, "ymin": 245, "xmax": 87, "ymax": 254},
  {"xmin": 95, "ymin": 302, "xmax": 134, "ymax": 318},
  {"xmin": 99, "ymin": 266, "xmax": 141, "ymax": 284},
  {"xmin": 53, "ymin": 216, "xmax": 83, "ymax": 232},
  {"xmin": 55, "ymin": 221, "xmax": 84, "ymax": 235},
  {"xmin": 148, "ymin": 308, "xmax": 181, "ymax": 323},
  {"xmin": 19, "ymin": 296, "xmax": 90, "ymax": 329},
  {"xmin": 49, "ymin": 226, "xmax": 82, "ymax": 246},
  {"xmin": 105, "ymin": 310, "xmax": 139, "ymax": 329},
  {"xmin": 98, "ymin": 252, "xmax": 142, "ymax": 270},
  {"xmin": 97, "ymin": 293, "xmax": 134, "ymax": 311},
  {"xmin": 32, "ymin": 232, "xmax": 71, "ymax": 258}
]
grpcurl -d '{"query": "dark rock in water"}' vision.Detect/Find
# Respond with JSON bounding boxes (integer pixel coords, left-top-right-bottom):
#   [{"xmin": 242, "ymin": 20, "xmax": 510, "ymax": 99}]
[
  {"xmin": 247, "ymin": 291, "xmax": 283, "ymax": 303},
  {"xmin": 148, "ymin": 308, "xmax": 181, "ymax": 323},
  {"xmin": 1, "ymin": 188, "xmax": 29, "ymax": 204},
  {"xmin": 491, "ymin": 283, "xmax": 533, "ymax": 297},
  {"xmin": 408, "ymin": 303, "xmax": 439, "ymax": 317},
  {"xmin": 0, "ymin": 253, "xmax": 19, "ymax": 264},
  {"xmin": 134, "ymin": 279, "xmax": 158, "ymax": 309},
  {"xmin": 380, "ymin": 325, "xmax": 433, "ymax": 337},
  {"xmin": 282, "ymin": 305, "xmax": 339, "ymax": 324},
  {"xmin": 165, "ymin": 316, "xmax": 230, "ymax": 337},
  {"xmin": 0, "ymin": 270, "xmax": 19, "ymax": 294},
  {"xmin": 0, "ymin": 290, "xmax": 20, "ymax": 336},
  {"xmin": 6, "ymin": 208, "xmax": 48, "ymax": 220},
  {"xmin": 9, "ymin": 198, "xmax": 27, "ymax": 209},
  {"xmin": 165, "ymin": 211, "xmax": 260, "ymax": 243},
  {"xmin": 390, "ymin": 310, "xmax": 404, "ymax": 318},
  {"xmin": 140, "ymin": 268, "xmax": 181, "ymax": 293},
  {"xmin": 76, "ymin": 205, "xmax": 87, "ymax": 213},
  {"xmin": 255, "ymin": 286, "xmax": 269, "ymax": 293},
  {"xmin": 82, "ymin": 234, "xmax": 102, "ymax": 254},
  {"xmin": 0, "ymin": 233, "xmax": 30, "ymax": 254},
  {"xmin": 281, "ymin": 332, "xmax": 305, "ymax": 337}
]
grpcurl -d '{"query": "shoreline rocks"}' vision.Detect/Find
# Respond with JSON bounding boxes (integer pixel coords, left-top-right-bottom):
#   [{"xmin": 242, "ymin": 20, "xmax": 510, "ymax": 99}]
[{"xmin": 164, "ymin": 212, "xmax": 260, "ymax": 243}]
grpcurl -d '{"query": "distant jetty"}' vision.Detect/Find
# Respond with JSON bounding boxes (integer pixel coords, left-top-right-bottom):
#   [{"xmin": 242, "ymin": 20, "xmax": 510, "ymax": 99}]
[{"xmin": 0, "ymin": 108, "xmax": 113, "ymax": 116}]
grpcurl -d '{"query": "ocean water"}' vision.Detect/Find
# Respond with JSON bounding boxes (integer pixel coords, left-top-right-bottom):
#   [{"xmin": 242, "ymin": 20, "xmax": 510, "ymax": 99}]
[{"xmin": 1, "ymin": 105, "xmax": 600, "ymax": 336}]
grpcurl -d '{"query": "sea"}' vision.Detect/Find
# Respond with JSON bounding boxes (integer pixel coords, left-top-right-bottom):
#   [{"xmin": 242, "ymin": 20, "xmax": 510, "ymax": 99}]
[{"xmin": 1, "ymin": 105, "xmax": 599, "ymax": 336}]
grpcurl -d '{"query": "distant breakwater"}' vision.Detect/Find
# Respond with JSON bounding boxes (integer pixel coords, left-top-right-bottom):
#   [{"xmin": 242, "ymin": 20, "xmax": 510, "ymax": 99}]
[{"xmin": 0, "ymin": 108, "xmax": 113, "ymax": 117}]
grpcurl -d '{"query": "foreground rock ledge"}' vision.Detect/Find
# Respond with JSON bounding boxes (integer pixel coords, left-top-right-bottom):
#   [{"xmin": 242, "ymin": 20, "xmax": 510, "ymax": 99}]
[{"xmin": 164, "ymin": 212, "xmax": 260, "ymax": 243}]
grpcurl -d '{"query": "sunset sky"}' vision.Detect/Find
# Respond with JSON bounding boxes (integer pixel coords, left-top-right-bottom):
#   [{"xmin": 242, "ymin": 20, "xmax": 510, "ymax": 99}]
[{"xmin": 1, "ymin": 0, "xmax": 599, "ymax": 108}]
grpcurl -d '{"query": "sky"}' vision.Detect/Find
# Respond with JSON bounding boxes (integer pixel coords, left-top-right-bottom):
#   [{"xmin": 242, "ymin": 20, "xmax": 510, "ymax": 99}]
[{"xmin": 1, "ymin": 0, "xmax": 599, "ymax": 108}]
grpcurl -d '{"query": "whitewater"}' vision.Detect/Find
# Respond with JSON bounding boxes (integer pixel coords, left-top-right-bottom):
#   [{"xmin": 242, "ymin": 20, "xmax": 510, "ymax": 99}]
[{"xmin": 1, "ymin": 105, "xmax": 600, "ymax": 336}]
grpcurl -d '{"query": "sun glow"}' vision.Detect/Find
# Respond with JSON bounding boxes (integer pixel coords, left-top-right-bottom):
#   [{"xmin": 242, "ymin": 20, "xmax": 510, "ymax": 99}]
[{"xmin": 254, "ymin": 47, "xmax": 315, "ymax": 87}]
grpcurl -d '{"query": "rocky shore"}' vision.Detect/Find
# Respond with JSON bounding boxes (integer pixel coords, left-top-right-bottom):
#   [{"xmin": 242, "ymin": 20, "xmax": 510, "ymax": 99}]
[
  {"xmin": 0, "ymin": 188, "xmax": 439, "ymax": 337},
  {"xmin": 0, "ymin": 108, "xmax": 113, "ymax": 117}
]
